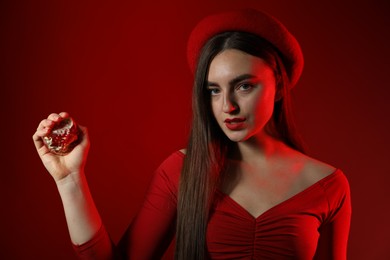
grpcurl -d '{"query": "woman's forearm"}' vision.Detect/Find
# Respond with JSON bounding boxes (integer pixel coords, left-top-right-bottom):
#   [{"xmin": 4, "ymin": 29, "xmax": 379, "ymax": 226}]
[{"xmin": 56, "ymin": 170, "xmax": 102, "ymax": 245}]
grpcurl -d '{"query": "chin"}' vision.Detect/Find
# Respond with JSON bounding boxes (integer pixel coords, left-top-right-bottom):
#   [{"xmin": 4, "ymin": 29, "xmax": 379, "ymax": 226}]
[{"xmin": 225, "ymin": 131, "xmax": 250, "ymax": 143}]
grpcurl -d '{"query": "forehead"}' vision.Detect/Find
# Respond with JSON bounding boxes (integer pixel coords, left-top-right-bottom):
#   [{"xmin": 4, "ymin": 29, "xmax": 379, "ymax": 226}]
[{"xmin": 207, "ymin": 49, "xmax": 273, "ymax": 82}]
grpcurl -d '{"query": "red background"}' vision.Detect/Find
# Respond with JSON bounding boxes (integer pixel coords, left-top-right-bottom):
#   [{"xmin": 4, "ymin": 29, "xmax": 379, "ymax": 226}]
[{"xmin": 1, "ymin": 0, "xmax": 389, "ymax": 259}]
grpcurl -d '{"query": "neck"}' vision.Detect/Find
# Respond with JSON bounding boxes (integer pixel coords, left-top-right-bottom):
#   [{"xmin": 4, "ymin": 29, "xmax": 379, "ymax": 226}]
[{"xmin": 233, "ymin": 131, "xmax": 290, "ymax": 164}]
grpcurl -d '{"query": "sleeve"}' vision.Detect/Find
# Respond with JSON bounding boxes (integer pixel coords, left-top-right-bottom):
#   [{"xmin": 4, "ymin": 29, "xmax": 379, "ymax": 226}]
[
  {"xmin": 72, "ymin": 151, "xmax": 183, "ymax": 260},
  {"xmin": 314, "ymin": 171, "xmax": 352, "ymax": 260}
]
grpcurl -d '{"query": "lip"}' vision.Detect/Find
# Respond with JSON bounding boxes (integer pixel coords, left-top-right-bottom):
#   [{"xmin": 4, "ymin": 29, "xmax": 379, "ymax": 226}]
[{"xmin": 224, "ymin": 117, "xmax": 246, "ymax": 130}]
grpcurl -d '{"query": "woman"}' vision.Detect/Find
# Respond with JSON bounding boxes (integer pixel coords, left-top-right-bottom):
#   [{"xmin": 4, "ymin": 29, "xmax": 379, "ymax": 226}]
[{"xmin": 33, "ymin": 9, "xmax": 351, "ymax": 259}]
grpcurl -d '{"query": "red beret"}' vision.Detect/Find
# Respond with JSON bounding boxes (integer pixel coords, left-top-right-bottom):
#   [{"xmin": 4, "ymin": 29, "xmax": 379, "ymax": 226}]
[{"xmin": 187, "ymin": 9, "xmax": 304, "ymax": 88}]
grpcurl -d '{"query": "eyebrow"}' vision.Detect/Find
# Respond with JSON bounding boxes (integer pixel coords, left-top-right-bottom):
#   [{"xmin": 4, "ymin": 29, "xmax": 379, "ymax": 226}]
[{"xmin": 207, "ymin": 74, "xmax": 257, "ymax": 87}]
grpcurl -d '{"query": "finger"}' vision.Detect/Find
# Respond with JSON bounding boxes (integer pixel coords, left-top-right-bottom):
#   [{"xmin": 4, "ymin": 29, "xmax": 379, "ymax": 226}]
[
  {"xmin": 59, "ymin": 112, "xmax": 70, "ymax": 118},
  {"xmin": 37, "ymin": 119, "xmax": 55, "ymax": 131},
  {"xmin": 35, "ymin": 139, "xmax": 51, "ymax": 158},
  {"xmin": 32, "ymin": 129, "xmax": 48, "ymax": 151},
  {"xmin": 34, "ymin": 127, "xmax": 50, "ymax": 137},
  {"xmin": 47, "ymin": 113, "xmax": 62, "ymax": 122}
]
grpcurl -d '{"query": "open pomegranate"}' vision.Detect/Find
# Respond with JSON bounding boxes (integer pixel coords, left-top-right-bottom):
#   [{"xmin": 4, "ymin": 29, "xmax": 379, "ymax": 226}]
[{"xmin": 43, "ymin": 117, "xmax": 81, "ymax": 155}]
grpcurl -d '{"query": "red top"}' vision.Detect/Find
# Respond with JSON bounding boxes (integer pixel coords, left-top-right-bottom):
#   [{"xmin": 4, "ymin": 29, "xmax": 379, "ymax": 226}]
[{"xmin": 73, "ymin": 151, "xmax": 351, "ymax": 259}]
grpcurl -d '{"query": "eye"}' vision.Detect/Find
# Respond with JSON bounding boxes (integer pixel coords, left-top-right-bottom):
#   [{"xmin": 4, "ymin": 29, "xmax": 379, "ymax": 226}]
[
  {"xmin": 237, "ymin": 83, "xmax": 254, "ymax": 92},
  {"xmin": 208, "ymin": 87, "xmax": 221, "ymax": 96}
]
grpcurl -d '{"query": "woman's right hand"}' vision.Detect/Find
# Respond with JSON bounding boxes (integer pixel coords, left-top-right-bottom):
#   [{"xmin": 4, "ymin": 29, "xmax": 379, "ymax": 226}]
[{"xmin": 33, "ymin": 112, "xmax": 90, "ymax": 182}]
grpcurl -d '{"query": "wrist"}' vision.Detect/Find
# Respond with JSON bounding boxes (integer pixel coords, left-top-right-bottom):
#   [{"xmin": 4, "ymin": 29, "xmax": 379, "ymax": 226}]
[{"xmin": 55, "ymin": 170, "xmax": 86, "ymax": 193}]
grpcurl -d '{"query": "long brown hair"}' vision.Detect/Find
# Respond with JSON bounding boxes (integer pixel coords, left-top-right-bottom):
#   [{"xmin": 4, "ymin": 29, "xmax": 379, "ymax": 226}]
[{"xmin": 175, "ymin": 31, "xmax": 305, "ymax": 259}]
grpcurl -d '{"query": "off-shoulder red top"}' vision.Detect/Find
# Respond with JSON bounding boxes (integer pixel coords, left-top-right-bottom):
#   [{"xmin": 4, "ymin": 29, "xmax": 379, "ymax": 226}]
[{"xmin": 73, "ymin": 150, "xmax": 351, "ymax": 259}]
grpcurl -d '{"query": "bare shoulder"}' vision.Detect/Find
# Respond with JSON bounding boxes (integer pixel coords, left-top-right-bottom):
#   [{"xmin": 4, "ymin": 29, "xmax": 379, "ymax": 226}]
[
  {"xmin": 179, "ymin": 148, "xmax": 187, "ymax": 155},
  {"xmin": 299, "ymin": 153, "xmax": 337, "ymax": 184}
]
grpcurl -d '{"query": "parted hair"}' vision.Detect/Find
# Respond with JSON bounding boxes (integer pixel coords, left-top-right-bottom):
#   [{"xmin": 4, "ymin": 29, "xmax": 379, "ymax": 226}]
[{"xmin": 175, "ymin": 31, "xmax": 305, "ymax": 260}]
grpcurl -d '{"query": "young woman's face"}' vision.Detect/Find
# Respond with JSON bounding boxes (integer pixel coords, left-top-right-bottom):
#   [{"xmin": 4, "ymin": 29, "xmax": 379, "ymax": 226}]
[{"xmin": 207, "ymin": 49, "xmax": 277, "ymax": 142}]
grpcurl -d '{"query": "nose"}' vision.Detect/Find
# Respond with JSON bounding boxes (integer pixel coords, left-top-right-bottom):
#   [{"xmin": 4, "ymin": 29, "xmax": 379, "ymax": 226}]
[{"xmin": 222, "ymin": 93, "xmax": 238, "ymax": 114}]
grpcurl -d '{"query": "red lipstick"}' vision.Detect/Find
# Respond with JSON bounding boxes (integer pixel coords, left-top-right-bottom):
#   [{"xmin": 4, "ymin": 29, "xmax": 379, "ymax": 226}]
[{"xmin": 224, "ymin": 118, "xmax": 246, "ymax": 130}]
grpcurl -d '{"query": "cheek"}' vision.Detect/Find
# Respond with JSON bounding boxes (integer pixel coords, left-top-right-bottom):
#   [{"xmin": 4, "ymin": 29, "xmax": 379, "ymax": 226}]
[
  {"xmin": 210, "ymin": 99, "xmax": 219, "ymax": 118},
  {"xmin": 251, "ymin": 92, "xmax": 275, "ymax": 121}
]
